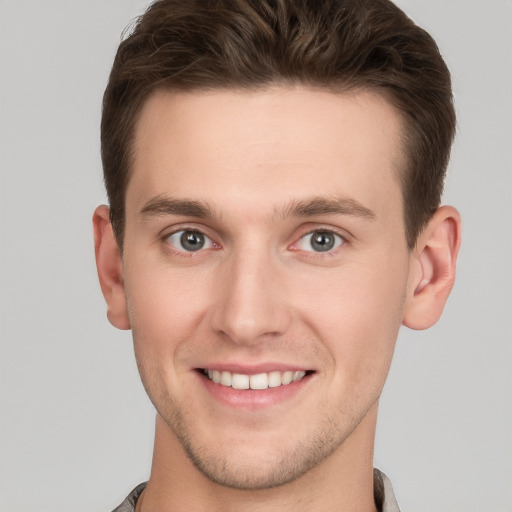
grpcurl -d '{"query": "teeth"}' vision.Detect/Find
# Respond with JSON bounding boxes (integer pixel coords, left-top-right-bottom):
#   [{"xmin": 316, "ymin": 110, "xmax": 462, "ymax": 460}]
[
  {"xmin": 203, "ymin": 369, "xmax": 307, "ymax": 389},
  {"xmin": 250, "ymin": 373, "xmax": 268, "ymax": 390},
  {"xmin": 268, "ymin": 371, "xmax": 282, "ymax": 388},
  {"xmin": 220, "ymin": 371, "xmax": 232, "ymax": 386},
  {"xmin": 232, "ymin": 373, "xmax": 250, "ymax": 389},
  {"xmin": 293, "ymin": 371, "xmax": 305, "ymax": 382},
  {"xmin": 281, "ymin": 371, "xmax": 293, "ymax": 385}
]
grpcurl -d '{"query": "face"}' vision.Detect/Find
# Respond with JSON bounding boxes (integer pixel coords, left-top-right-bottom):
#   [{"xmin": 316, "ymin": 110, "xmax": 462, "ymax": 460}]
[{"xmin": 121, "ymin": 86, "xmax": 413, "ymax": 489}]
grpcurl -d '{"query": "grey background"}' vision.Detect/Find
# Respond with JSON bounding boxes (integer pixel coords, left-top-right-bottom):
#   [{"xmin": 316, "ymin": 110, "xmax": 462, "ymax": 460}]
[{"xmin": 0, "ymin": 0, "xmax": 510, "ymax": 510}]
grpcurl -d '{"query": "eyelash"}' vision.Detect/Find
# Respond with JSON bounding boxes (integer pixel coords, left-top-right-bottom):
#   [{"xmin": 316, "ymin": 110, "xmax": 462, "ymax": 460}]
[
  {"xmin": 292, "ymin": 228, "xmax": 346, "ymax": 257},
  {"xmin": 162, "ymin": 227, "xmax": 218, "ymax": 257},
  {"xmin": 161, "ymin": 226, "xmax": 347, "ymax": 258}
]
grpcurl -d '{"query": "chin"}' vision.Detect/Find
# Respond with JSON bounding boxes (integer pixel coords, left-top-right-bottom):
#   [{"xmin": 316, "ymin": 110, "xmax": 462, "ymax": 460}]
[
  {"xmin": 163, "ymin": 409, "xmax": 354, "ymax": 491},
  {"xmin": 183, "ymin": 439, "xmax": 329, "ymax": 490}
]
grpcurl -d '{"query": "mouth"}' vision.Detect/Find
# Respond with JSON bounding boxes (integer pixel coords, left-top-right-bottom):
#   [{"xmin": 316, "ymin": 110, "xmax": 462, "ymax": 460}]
[{"xmin": 200, "ymin": 368, "xmax": 312, "ymax": 390}]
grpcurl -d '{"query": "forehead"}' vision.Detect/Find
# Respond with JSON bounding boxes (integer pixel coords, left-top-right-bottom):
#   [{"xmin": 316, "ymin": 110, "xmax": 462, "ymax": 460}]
[{"xmin": 128, "ymin": 86, "xmax": 405, "ymax": 223}]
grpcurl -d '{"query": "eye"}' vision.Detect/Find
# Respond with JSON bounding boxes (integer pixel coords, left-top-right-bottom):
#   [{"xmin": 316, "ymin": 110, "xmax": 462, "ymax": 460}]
[
  {"xmin": 166, "ymin": 230, "xmax": 215, "ymax": 252},
  {"xmin": 298, "ymin": 230, "xmax": 344, "ymax": 253}
]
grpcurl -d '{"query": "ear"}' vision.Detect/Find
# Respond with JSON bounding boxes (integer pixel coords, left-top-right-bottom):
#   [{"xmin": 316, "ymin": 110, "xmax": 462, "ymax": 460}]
[
  {"xmin": 93, "ymin": 205, "xmax": 131, "ymax": 330},
  {"xmin": 403, "ymin": 205, "xmax": 461, "ymax": 330}
]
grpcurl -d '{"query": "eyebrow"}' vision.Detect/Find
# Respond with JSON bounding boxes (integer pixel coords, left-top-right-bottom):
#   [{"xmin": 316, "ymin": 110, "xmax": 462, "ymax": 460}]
[
  {"xmin": 139, "ymin": 194, "xmax": 376, "ymax": 222},
  {"xmin": 139, "ymin": 196, "xmax": 217, "ymax": 219},
  {"xmin": 278, "ymin": 196, "xmax": 376, "ymax": 221}
]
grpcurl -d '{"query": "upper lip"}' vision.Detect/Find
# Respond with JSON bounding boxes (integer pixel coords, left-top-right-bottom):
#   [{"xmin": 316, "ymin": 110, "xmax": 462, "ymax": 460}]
[{"xmin": 195, "ymin": 363, "xmax": 312, "ymax": 375}]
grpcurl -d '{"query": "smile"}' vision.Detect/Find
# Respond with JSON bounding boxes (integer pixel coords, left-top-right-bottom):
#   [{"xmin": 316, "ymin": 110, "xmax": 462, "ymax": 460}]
[{"xmin": 202, "ymin": 369, "xmax": 307, "ymax": 390}]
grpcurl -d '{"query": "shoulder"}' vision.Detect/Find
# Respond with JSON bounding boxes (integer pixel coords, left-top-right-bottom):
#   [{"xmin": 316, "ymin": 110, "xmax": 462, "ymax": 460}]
[
  {"xmin": 374, "ymin": 468, "xmax": 401, "ymax": 512},
  {"xmin": 111, "ymin": 482, "xmax": 147, "ymax": 512}
]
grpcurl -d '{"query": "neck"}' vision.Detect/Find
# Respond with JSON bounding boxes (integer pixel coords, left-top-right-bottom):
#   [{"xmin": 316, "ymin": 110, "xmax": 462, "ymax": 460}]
[{"xmin": 137, "ymin": 404, "xmax": 379, "ymax": 512}]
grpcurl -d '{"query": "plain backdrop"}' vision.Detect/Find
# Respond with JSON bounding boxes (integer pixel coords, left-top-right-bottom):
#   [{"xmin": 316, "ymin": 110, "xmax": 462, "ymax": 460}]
[{"xmin": 0, "ymin": 1, "xmax": 511, "ymax": 511}]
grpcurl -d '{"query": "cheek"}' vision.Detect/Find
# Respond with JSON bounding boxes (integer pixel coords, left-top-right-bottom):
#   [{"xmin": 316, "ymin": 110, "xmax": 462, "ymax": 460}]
[
  {"xmin": 124, "ymin": 262, "xmax": 212, "ymax": 359},
  {"xmin": 124, "ymin": 264, "xmax": 214, "ymax": 408},
  {"xmin": 294, "ymin": 253, "xmax": 408, "ymax": 376}
]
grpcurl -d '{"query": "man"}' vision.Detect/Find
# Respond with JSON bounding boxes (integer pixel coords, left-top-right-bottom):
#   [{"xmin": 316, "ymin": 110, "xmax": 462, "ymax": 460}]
[{"xmin": 93, "ymin": 0, "xmax": 461, "ymax": 510}]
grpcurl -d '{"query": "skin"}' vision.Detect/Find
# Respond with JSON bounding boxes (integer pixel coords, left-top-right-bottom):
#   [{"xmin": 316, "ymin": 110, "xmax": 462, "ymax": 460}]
[{"xmin": 94, "ymin": 86, "xmax": 461, "ymax": 512}]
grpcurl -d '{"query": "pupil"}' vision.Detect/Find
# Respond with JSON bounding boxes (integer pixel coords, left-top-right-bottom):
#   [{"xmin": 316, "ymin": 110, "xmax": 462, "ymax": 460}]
[
  {"xmin": 311, "ymin": 232, "xmax": 334, "ymax": 252},
  {"xmin": 181, "ymin": 231, "xmax": 204, "ymax": 251}
]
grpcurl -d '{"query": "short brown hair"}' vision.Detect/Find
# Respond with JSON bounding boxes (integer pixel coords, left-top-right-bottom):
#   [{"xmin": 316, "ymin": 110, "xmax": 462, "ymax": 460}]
[{"xmin": 101, "ymin": 0, "xmax": 455, "ymax": 249}]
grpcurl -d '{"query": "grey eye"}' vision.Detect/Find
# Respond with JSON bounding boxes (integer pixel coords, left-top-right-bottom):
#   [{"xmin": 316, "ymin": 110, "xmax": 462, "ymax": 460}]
[
  {"xmin": 298, "ymin": 231, "xmax": 343, "ymax": 252},
  {"xmin": 167, "ymin": 230, "xmax": 214, "ymax": 252}
]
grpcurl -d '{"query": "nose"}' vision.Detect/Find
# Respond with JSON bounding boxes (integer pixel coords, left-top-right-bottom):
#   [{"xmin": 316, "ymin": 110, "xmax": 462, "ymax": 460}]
[{"xmin": 209, "ymin": 250, "xmax": 291, "ymax": 346}]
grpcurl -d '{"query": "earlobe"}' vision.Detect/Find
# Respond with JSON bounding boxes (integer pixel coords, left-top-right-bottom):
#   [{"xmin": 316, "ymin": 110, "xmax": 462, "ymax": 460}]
[
  {"xmin": 403, "ymin": 206, "xmax": 461, "ymax": 330},
  {"xmin": 93, "ymin": 205, "xmax": 131, "ymax": 330}
]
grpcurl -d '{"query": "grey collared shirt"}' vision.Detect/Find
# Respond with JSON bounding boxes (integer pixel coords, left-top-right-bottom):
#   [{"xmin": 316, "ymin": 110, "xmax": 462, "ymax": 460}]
[{"xmin": 112, "ymin": 468, "xmax": 400, "ymax": 512}]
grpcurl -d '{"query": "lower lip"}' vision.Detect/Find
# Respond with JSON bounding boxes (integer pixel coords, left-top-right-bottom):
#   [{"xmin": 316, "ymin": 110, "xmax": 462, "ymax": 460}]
[{"xmin": 197, "ymin": 371, "xmax": 312, "ymax": 409}]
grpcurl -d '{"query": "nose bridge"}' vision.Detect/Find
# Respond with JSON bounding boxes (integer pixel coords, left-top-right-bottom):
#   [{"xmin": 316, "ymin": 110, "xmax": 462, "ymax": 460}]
[{"xmin": 211, "ymin": 241, "xmax": 289, "ymax": 344}]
